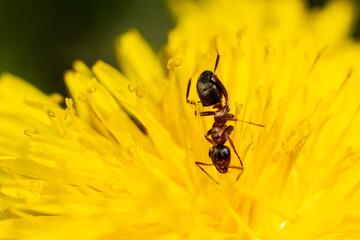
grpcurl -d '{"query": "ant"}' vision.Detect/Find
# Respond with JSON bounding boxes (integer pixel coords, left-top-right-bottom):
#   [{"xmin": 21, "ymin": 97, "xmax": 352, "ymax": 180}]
[{"xmin": 186, "ymin": 53, "xmax": 265, "ymax": 184}]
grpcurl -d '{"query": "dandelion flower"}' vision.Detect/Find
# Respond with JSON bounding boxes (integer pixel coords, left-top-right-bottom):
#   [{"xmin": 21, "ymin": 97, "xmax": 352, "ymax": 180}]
[{"xmin": 1, "ymin": 0, "xmax": 360, "ymax": 239}]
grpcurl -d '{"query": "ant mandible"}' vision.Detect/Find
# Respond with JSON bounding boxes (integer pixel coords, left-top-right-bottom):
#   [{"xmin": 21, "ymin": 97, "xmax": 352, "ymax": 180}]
[{"xmin": 186, "ymin": 52, "xmax": 265, "ymax": 184}]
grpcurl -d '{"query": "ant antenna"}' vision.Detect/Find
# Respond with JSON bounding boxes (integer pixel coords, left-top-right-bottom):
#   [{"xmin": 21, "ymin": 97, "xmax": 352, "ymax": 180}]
[{"xmin": 195, "ymin": 162, "xmax": 220, "ymax": 185}]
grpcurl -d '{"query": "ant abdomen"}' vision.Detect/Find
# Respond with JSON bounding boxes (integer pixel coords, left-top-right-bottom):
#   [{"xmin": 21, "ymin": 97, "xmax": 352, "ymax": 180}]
[{"xmin": 196, "ymin": 70, "xmax": 223, "ymax": 106}]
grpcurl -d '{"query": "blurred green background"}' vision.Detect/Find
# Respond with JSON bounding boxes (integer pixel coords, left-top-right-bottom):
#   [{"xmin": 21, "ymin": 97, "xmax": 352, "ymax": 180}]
[
  {"xmin": 0, "ymin": 0, "xmax": 359, "ymax": 96},
  {"xmin": 0, "ymin": 0, "xmax": 173, "ymax": 95}
]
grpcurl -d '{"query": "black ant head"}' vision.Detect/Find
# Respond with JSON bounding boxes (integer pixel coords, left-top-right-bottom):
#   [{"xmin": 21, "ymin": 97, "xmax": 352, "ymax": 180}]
[
  {"xmin": 196, "ymin": 70, "xmax": 223, "ymax": 106},
  {"xmin": 209, "ymin": 145, "xmax": 231, "ymax": 174}
]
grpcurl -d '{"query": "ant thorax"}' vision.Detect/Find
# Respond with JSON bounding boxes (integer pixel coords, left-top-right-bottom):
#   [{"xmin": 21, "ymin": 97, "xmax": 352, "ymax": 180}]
[
  {"xmin": 213, "ymin": 105, "xmax": 232, "ymax": 127},
  {"xmin": 210, "ymin": 126, "xmax": 227, "ymax": 145},
  {"xmin": 214, "ymin": 107, "xmax": 227, "ymax": 119}
]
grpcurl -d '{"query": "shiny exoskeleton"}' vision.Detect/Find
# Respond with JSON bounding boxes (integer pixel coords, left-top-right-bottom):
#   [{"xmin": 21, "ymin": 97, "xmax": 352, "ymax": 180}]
[
  {"xmin": 196, "ymin": 70, "xmax": 222, "ymax": 106},
  {"xmin": 186, "ymin": 54, "xmax": 230, "ymax": 112},
  {"xmin": 209, "ymin": 145, "xmax": 230, "ymax": 174},
  {"xmin": 186, "ymin": 53, "xmax": 265, "ymax": 184}
]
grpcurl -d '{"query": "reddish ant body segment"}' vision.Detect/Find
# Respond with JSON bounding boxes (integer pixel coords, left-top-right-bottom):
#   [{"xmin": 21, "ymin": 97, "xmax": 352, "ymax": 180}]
[{"xmin": 186, "ymin": 53, "xmax": 265, "ymax": 184}]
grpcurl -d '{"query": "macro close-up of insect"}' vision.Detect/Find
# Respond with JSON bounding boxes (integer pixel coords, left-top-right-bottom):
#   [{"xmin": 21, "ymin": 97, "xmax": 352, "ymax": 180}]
[
  {"xmin": 186, "ymin": 52, "xmax": 265, "ymax": 184},
  {"xmin": 1, "ymin": 0, "xmax": 359, "ymax": 238}
]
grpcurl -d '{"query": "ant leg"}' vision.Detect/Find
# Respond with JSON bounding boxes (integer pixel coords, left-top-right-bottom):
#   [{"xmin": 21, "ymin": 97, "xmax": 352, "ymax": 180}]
[
  {"xmin": 226, "ymin": 118, "xmax": 265, "ymax": 127},
  {"xmin": 205, "ymin": 129, "xmax": 217, "ymax": 145},
  {"xmin": 212, "ymin": 74, "xmax": 229, "ymax": 110},
  {"xmin": 211, "ymin": 47, "xmax": 228, "ymax": 107},
  {"xmin": 214, "ymin": 53, "xmax": 220, "ymax": 73},
  {"xmin": 211, "ymin": 45, "xmax": 229, "ymax": 110},
  {"xmin": 226, "ymin": 135, "xmax": 243, "ymax": 168},
  {"xmin": 212, "ymin": 75, "xmax": 228, "ymax": 102},
  {"xmin": 224, "ymin": 127, "xmax": 244, "ymax": 181},
  {"xmin": 210, "ymin": 49, "xmax": 228, "ymax": 104},
  {"xmin": 195, "ymin": 162, "xmax": 219, "ymax": 185},
  {"xmin": 186, "ymin": 78, "xmax": 194, "ymax": 105},
  {"xmin": 213, "ymin": 36, "xmax": 220, "ymax": 73},
  {"xmin": 211, "ymin": 50, "xmax": 230, "ymax": 111},
  {"xmin": 217, "ymin": 113, "xmax": 265, "ymax": 127},
  {"xmin": 200, "ymin": 111, "xmax": 215, "ymax": 116},
  {"xmin": 186, "ymin": 78, "xmax": 200, "ymax": 106},
  {"xmin": 216, "ymin": 113, "xmax": 235, "ymax": 121},
  {"xmin": 186, "ymin": 78, "xmax": 201, "ymax": 115},
  {"xmin": 227, "ymin": 165, "xmax": 244, "ymax": 181}
]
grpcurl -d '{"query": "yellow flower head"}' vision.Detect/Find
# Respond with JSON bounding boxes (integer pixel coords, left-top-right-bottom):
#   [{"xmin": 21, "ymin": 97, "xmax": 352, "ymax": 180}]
[{"xmin": 1, "ymin": 0, "xmax": 360, "ymax": 239}]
